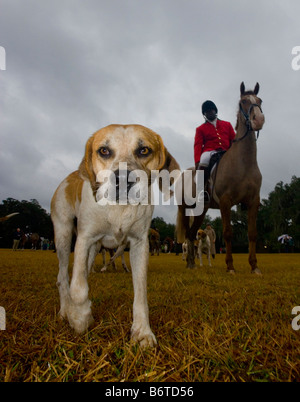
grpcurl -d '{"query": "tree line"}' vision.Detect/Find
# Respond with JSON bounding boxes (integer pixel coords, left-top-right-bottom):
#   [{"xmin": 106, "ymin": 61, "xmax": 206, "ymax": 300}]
[
  {"xmin": 0, "ymin": 176, "xmax": 299, "ymax": 252},
  {"xmin": 0, "ymin": 198, "xmax": 53, "ymax": 248}
]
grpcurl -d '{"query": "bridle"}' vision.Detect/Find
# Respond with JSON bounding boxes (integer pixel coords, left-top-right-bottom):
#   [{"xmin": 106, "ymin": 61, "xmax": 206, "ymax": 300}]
[{"xmin": 233, "ymin": 100, "xmax": 263, "ymax": 143}]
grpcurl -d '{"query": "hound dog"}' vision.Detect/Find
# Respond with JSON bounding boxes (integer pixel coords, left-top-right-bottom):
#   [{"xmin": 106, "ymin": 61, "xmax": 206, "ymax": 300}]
[
  {"xmin": 51, "ymin": 124, "xmax": 180, "ymax": 348},
  {"xmin": 100, "ymin": 246, "xmax": 130, "ymax": 273},
  {"xmin": 196, "ymin": 229, "xmax": 212, "ymax": 267}
]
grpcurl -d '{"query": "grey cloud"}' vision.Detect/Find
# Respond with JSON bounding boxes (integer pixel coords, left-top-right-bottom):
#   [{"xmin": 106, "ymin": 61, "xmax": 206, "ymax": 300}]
[{"xmin": 0, "ymin": 0, "xmax": 299, "ymax": 223}]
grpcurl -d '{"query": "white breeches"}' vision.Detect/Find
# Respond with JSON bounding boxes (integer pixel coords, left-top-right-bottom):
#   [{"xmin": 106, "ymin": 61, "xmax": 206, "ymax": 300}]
[{"xmin": 199, "ymin": 150, "xmax": 218, "ymax": 168}]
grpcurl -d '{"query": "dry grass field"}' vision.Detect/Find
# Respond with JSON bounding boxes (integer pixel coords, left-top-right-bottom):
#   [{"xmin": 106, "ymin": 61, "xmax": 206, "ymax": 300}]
[{"xmin": 0, "ymin": 248, "xmax": 300, "ymax": 382}]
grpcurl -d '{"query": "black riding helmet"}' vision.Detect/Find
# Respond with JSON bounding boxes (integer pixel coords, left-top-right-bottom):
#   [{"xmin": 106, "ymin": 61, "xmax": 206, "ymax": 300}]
[{"xmin": 202, "ymin": 100, "xmax": 218, "ymax": 115}]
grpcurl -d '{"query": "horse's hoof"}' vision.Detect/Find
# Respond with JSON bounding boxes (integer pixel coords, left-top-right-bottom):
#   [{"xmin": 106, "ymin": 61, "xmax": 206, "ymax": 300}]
[
  {"xmin": 252, "ymin": 268, "xmax": 262, "ymax": 275},
  {"xmin": 227, "ymin": 269, "xmax": 235, "ymax": 275}
]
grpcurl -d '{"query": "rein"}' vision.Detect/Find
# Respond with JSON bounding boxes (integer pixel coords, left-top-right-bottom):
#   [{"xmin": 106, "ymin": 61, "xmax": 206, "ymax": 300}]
[{"xmin": 233, "ymin": 102, "xmax": 263, "ymax": 143}]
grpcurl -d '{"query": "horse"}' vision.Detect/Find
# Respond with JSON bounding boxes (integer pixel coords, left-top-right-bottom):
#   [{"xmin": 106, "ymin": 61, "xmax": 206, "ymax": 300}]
[
  {"xmin": 149, "ymin": 228, "xmax": 160, "ymax": 256},
  {"xmin": 176, "ymin": 82, "xmax": 265, "ymax": 274},
  {"xmin": 182, "ymin": 241, "xmax": 188, "ymax": 260},
  {"xmin": 20, "ymin": 232, "xmax": 40, "ymax": 250},
  {"xmin": 163, "ymin": 236, "xmax": 174, "ymax": 253}
]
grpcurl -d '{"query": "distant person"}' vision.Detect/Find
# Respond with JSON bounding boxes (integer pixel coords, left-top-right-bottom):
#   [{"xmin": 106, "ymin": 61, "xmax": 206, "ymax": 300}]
[
  {"xmin": 204, "ymin": 223, "xmax": 216, "ymax": 259},
  {"xmin": 12, "ymin": 228, "xmax": 22, "ymax": 251},
  {"xmin": 288, "ymin": 237, "xmax": 294, "ymax": 253},
  {"xmin": 194, "ymin": 100, "xmax": 236, "ymax": 201}
]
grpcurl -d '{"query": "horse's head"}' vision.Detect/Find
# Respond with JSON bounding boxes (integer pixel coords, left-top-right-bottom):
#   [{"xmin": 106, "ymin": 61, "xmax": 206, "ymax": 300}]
[{"xmin": 239, "ymin": 82, "xmax": 265, "ymax": 131}]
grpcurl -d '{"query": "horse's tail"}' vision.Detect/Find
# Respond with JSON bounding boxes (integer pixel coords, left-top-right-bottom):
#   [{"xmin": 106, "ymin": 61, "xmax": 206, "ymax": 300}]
[
  {"xmin": 6, "ymin": 212, "xmax": 19, "ymax": 219},
  {"xmin": 0, "ymin": 212, "xmax": 19, "ymax": 222},
  {"xmin": 176, "ymin": 206, "xmax": 186, "ymax": 243}
]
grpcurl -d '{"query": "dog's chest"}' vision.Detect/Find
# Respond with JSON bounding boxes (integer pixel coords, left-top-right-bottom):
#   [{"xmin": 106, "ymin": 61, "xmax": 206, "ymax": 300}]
[{"xmin": 91, "ymin": 204, "xmax": 152, "ymax": 248}]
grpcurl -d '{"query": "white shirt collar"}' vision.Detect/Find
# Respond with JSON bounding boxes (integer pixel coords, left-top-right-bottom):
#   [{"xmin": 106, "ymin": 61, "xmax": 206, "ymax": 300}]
[{"xmin": 207, "ymin": 118, "xmax": 217, "ymax": 127}]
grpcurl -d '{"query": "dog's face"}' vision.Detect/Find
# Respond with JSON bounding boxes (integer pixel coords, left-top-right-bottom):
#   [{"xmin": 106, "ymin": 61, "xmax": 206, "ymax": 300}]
[
  {"xmin": 79, "ymin": 124, "xmax": 180, "ymax": 204},
  {"xmin": 197, "ymin": 229, "xmax": 207, "ymax": 240}
]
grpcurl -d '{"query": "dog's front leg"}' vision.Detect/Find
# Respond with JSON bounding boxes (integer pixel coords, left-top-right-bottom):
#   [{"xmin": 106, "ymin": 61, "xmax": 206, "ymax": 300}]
[
  {"xmin": 130, "ymin": 238, "xmax": 157, "ymax": 348},
  {"xmin": 208, "ymin": 250, "xmax": 212, "ymax": 266},
  {"xmin": 68, "ymin": 236, "xmax": 94, "ymax": 334}
]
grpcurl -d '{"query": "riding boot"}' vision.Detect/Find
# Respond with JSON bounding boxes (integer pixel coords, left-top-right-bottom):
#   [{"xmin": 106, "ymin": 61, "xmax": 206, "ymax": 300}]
[{"xmin": 196, "ymin": 165, "xmax": 210, "ymax": 203}]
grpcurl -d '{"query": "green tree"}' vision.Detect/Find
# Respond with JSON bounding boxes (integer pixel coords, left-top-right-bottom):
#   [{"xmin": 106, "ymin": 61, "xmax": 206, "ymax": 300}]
[
  {"xmin": 151, "ymin": 217, "xmax": 175, "ymax": 242},
  {"xmin": 257, "ymin": 176, "xmax": 300, "ymax": 251},
  {"xmin": 0, "ymin": 198, "xmax": 53, "ymax": 248}
]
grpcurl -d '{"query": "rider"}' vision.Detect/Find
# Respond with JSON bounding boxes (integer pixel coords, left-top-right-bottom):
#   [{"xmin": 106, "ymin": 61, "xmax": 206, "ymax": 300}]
[{"xmin": 194, "ymin": 100, "xmax": 236, "ymax": 201}]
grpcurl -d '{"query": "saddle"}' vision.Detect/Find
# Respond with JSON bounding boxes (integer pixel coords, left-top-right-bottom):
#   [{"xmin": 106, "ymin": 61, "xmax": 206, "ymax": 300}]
[
  {"xmin": 208, "ymin": 150, "xmax": 226, "ymax": 175},
  {"xmin": 207, "ymin": 150, "xmax": 226, "ymax": 203}
]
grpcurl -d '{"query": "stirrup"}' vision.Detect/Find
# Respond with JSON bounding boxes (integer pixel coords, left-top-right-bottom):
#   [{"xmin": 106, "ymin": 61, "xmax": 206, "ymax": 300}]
[{"xmin": 197, "ymin": 190, "xmax": 210, "ymax": 204}]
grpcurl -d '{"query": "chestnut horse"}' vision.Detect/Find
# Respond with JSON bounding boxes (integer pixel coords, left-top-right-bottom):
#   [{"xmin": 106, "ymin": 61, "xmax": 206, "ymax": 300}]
[
  {"xmin": 20, "ymin": 232, "xmax": 40, "ymax": 250},
  {"xmin": 176, "ymin": 82, "xmax": 265, "ymax": 274},
  {"xmin": 149, "ymin": 228, "xmax": 160, "ymax": 256}
]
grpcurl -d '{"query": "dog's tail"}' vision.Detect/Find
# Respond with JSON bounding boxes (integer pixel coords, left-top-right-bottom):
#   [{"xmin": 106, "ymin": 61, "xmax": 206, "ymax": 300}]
[
  {"xmin": 176, "ymin": 206, "xmax": 186, "ymax": 244},
  {"xmin": 0, "ymin": 212, "xmax": 19, "ymax": 222}
]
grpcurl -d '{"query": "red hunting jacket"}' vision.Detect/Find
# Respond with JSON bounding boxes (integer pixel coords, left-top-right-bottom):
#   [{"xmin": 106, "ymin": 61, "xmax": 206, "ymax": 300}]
[{"xmin": 194, "ymin": 119, "xmax": 236, "ymax": 164}]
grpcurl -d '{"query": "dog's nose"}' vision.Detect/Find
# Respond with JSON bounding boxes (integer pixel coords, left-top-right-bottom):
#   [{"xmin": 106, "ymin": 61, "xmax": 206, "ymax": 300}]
[{"xmin": 113, "ymin": 169, "xmax": 135, "ymax": 201}]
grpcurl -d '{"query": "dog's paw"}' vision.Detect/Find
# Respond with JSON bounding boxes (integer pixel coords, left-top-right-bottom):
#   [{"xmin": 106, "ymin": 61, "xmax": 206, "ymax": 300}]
[
  {"xmin": 69, "ymin": 312, "xmax": 94, "ymax": 334},
  {"xmin": 58, "ymin": 308, "xmax": 67, "ymax": 321},
  {"xmin": 131, "ymin": 326, "xmax": 157, "ymax": 348},
  {"xmin": 67, "ymin": 300, "xmax": 94, "ymax": 334}
]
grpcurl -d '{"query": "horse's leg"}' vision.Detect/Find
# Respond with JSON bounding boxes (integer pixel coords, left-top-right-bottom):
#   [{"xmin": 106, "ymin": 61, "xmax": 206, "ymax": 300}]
[
  {"xmin": 150, "ymin": 242, "xmax": 154, "ymax": 256},
  {"xmin": 220, "ymin": 196, "xmax": 235, "ymax": 273},
  {"xmin": 186, "ymin": 238, "xmax": 196, "ymax": 268},
  {"xmin": 247, "ymin": 197, "xmax": 261, "ymax": 275},
  {"xmin": 186, "ymin": 209, "xmax": 207, "ymax": 269}
]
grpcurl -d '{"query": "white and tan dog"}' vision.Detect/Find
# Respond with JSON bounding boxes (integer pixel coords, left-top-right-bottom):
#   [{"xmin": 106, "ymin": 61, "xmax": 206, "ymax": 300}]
[
  {"xmin": 182, "ymin": 241, "xmax": 188, "ymax": 260},
  {"xmin": 51, "ymin": 124, "xmax": 179, "ymax": 348},
  {"xmin": 196, "ymin": 229, "xmax": 212, "ymax": 267}
]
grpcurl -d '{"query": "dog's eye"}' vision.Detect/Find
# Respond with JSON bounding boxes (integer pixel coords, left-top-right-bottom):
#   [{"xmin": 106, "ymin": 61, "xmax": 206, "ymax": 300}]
[
  {"xmin": 137, "ymin": 146, "xmax": 152, "ymax": 157},
  {"xmin": 98, "ymin": 147, "xmax": 111, "ymax": 158}
]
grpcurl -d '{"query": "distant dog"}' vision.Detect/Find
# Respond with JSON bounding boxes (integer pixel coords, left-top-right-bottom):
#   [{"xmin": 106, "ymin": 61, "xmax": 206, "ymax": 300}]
[
  {"xmin": 196, "ymin": 229, "xmax": 212, "ymax": 266},
  {"xmin": 182, "ymin": 241, "xmax": 188, "ymax": 260},
  {"xmin": 51, "ymin": 124, "xmax": 180, "ymax": 348},
  {"xmin": 100, "ymin": 245, "xmax": 130, "ymax": 273}
]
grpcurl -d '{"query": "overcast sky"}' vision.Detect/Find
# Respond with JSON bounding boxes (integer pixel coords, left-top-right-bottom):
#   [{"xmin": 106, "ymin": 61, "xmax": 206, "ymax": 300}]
[{"xmin": 1, "ymin": 0, "xmax": 300, "ymax": 224}]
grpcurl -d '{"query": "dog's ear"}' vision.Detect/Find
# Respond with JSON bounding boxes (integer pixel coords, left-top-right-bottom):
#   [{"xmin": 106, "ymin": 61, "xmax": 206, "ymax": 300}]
[
  {"xmin": 78, "ymin": 135, "xmax": 98, "ymax": 198},
  {"xmin": 157, "ymin": 147, "xmax": 181, "ymax": 200},
  {"xmin": 159, "ymin": 148, "xmax": 180, "ymax": 174},
  {"xmin": 147, "ymin": 133, "xmax": 167, "ymax": 171}
]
